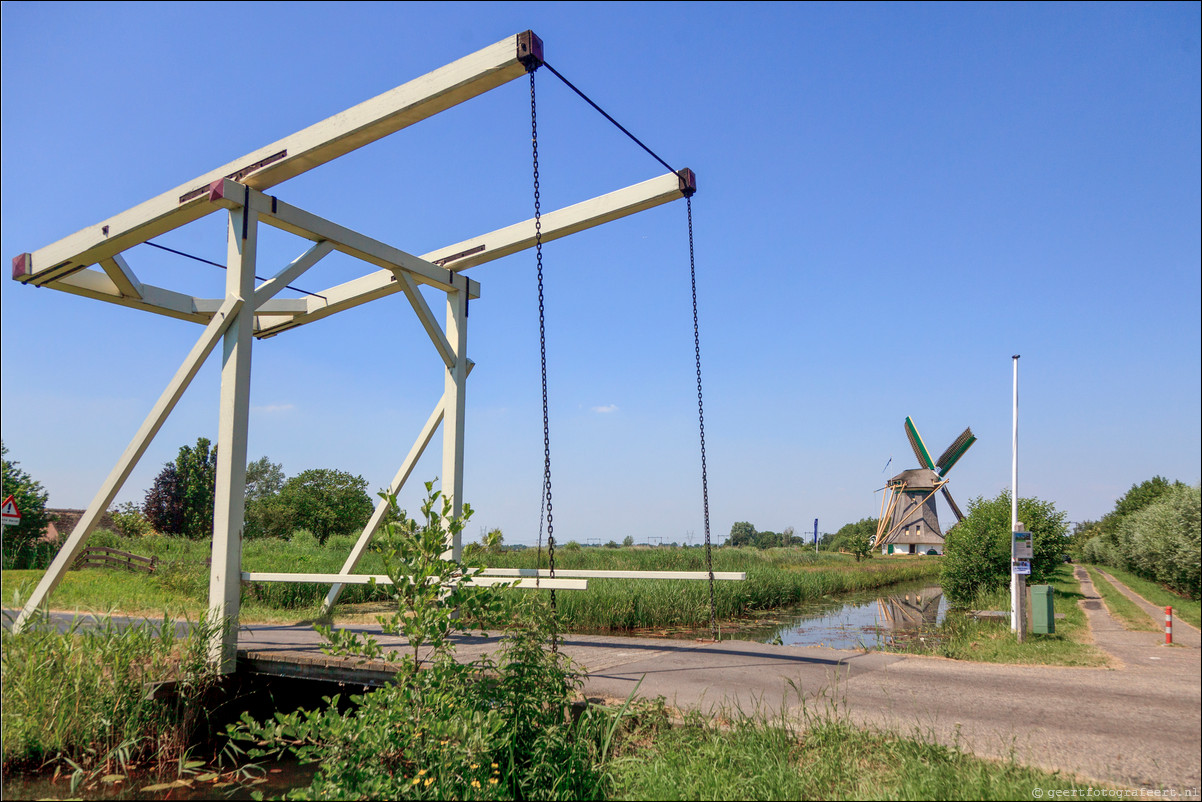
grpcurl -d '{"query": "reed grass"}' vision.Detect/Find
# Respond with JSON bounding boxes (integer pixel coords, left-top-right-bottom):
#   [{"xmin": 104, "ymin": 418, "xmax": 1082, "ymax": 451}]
[
  {"xmin": 1, "ymin": 609, "xmax": 218, "ymax": 778},
  {"xmin": 485, "ymin": 548, "xmax": 940, "ymax": 632},
  {"xmin": 3, "ymin": 535, "xmax": 940, "ymax": 632}
]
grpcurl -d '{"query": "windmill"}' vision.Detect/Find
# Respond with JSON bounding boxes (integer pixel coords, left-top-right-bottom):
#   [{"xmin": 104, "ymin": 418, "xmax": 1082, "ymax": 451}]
[{"xmin": 873, "ymin": 417, "xmax": 976, "ymax": 555}]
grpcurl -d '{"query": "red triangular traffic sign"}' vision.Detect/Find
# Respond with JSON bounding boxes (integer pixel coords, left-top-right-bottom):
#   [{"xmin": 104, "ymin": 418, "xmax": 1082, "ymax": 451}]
[{"xmin": 1, "ymin": 494, "xmax": 21, "ymax": 523}]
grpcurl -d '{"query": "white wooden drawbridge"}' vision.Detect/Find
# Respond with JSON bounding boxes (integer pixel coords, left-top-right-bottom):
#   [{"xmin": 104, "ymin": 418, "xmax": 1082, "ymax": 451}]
[{"xmin": 10, "ymin": 31, "xmax": 740, "ymax": 670}]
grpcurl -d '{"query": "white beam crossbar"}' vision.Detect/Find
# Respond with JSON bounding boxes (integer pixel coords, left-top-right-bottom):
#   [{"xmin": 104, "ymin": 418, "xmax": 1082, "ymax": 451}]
[
  {"xmin": 252, "ymin": 240, "xmax": 335, "ymax": 308},
  {"xmin": 481, "ymin": 568, "xmax": 747, "ymax": 581},
  {"xmin": 208, "ymin": 180, "xmax": 480, "ymax": 299},
  {"xmin": 98, "ymin": 253, "xmax": 144, "ymax": 299},
  {"xmin": 265, "ymin": 171, "xmax": 690, "ymax": 337},
  {"xmin": 32, "ymin": 264, "xmax": 311, "ymax": 325},
  {"xmin": 426, "ymin": 171, "xmax": 692, "ymax": 271},
  {"xmin": 11, "ymin": 32, "xmax": 540, "ymax": 285},
  {"xmin": 12, "ymin": 294, "xmax": 242, "ymax": 633},
  {"xmin": 396, "ymin": 269, "xmax": 455, "ymax": 369},
  {"xmin": 245, "ymin": 572, "xmax": 587, "ymax": 591}
]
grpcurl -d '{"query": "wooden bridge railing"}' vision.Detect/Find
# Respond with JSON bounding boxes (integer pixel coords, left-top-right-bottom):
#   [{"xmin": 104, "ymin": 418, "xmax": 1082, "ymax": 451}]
[{"xmin": 72, "ymin": 546, "xmax": 158, "ymax": 574}]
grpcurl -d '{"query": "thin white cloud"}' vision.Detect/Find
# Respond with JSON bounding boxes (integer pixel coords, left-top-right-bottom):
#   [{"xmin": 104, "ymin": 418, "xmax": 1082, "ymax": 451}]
[
  {"xmin": 252, "ymin": 403, "xmax": 296, "ymax": 414},
  {"xmin": 591, "ymin": 404, "xmax": 619, "ymax": 414}
]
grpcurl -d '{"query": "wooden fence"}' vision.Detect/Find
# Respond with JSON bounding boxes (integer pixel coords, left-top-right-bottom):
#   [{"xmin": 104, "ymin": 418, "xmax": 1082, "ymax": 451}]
[{"xmin": 72, "ymin": 546, "xmax": 158, "ymax": 574}]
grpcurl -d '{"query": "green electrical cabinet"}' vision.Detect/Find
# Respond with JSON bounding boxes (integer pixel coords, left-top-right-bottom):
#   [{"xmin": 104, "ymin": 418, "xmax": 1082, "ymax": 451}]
[{"xmin": 1031, "ymin": 585, "xmax": 1055, "ymax": 634}]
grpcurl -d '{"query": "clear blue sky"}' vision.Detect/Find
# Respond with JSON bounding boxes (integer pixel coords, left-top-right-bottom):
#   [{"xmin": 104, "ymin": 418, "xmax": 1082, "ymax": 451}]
[{"xmin": 2, "ymin": 2, "xmax": 1199, "ymax": 546}]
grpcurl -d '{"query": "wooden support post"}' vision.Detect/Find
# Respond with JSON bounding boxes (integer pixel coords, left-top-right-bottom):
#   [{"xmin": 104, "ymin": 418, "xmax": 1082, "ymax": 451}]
[
  {"xmin": 442, "ymin": 285, "xmax": 468, "ymax": 560},
  {"xmin": 322, "ymin": 393, "xmax": 447, "ymax": 613},
  {"xmin": 207, "ymin": 203, "xmax": 258, "ymax": 671},
  {"xmin": 11, "ymin": 295, "xmax": 241, "ymax": 633}
]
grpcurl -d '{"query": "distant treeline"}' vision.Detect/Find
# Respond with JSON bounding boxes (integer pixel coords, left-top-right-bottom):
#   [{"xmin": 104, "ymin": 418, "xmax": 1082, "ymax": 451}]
[{"xmin": 1073, "ymin": 477, "xmax": 1200, "ymax": 600}]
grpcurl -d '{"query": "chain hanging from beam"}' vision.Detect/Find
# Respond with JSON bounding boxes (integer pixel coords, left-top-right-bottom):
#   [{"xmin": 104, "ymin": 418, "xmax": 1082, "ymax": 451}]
[
  {"xmin": 530, "ymin": 66, "xmax": 558, "ymax": 653},
  {"xmin": 687, "ymin": 197, "xmax": 718, "ymax": 641}
]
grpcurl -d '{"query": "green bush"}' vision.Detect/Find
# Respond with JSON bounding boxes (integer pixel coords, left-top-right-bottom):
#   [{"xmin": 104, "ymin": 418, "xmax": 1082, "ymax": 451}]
[
  {"xmin": 941, "ymin": 491, "xmax": 1067, "ymax": 605},
  {"xmin": 1117, "ymin": 484, "xmax": 1201, "ymax": 600},
  {"xmin": 87, "ymin": 528, "xmax": 121, "ymax": 549},
  {"xmin": 108, "ymin": 501, "xmax": 152, "ymax": 538}
]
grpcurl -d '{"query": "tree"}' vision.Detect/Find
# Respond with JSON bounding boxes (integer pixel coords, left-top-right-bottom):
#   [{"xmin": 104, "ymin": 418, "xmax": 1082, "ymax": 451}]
[
  {"xmin": 847, "ymin": 531, "xmax": 873, "ymax": 562},
  {"xmin": 143, "ymin": 462, "xmax": 185, "ymax": 535},
  {"xmin": 941, "ymin": 490, "xmax": 1067, "ymax": 604},
  {"xmin": 142, "ymin": 437, "xmax": 217, "ymax": 538},
  {"xmin": 1112, "ymin": 476, "xmax": 1184, "ymax": 520},
  {"xmin": 1116, "ymin": 483, "xmax": 1200, "ymax": 600},
  {"xmin": 728, "ymin": 521, "xmax": 756, "ymax": 547},
  {"xmin": 175, "ymin": 438, "xmax": 217, "ymax": 538},
  {"xmin": 272, "ymin": 468, "xmax": 374, "ymax": 544},
  {"xmin": 246, "ymin": 457, "xmax": 285, "ymax": 502},
  {"xmin": 830, "ymin": 518, "xmax": 878, "ymax": 554},
  {"xmin": 622, "ymin": 535, "xmax": 635, "ymax": 547},
  {"xmin": 1, "ymin": 441, "xmax": 55, "ymax": 569}
]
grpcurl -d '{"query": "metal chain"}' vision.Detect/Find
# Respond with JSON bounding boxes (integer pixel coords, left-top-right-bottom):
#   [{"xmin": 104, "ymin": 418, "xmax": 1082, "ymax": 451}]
[
  {"xmin": 535, "ymin": 473, "xmax": 546, "ymax": 587},
  {"xmin": 530, "ymin": 69, "xmax": 558, "ymax": 650},
  {"xmin": 688, "ymin": 197, "xmax": 718, "ymax": 641}
]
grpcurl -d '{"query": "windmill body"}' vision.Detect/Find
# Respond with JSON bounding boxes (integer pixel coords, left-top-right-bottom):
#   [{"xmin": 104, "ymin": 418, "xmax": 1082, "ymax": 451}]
[
  {"xmin": 883, "ymin": 468, "xmax": 945, "ymax": 554},
  {"xmin": 874, "ymin": 418, "xmax": 976, "ymax": 556}
]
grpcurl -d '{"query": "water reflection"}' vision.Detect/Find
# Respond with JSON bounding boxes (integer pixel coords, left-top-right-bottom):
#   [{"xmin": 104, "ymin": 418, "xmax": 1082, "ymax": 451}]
[{"xmin": 738, "ymin": 583, "xmax": 948, "ymax": 650}]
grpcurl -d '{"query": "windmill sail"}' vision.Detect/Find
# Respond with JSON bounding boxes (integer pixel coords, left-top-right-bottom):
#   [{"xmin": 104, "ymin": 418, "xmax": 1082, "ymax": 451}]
[
  {"xmin": 904, "ymin": 417, "xmax": 935, "ymax": 471},
  {"xmin": 936, "ymin": 427, "xmax": 976, "ymax": 476},
  {"xmin": 941, "ymin": 486, "xmax": 966, "ymax": 522}
]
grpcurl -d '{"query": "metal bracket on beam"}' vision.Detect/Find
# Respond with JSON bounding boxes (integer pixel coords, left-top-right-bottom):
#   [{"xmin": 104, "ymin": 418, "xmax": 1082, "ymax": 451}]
[
  {"xmin": 677, "ymin": 168, "xmax": 697, "ymax": 198},
  {"xmin": 517, "ymin": 30, "xmax": 544, "ymax": 71}
]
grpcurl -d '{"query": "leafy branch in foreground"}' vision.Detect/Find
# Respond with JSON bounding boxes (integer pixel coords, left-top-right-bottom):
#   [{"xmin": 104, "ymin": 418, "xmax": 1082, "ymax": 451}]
[
  {"xmin": 226, "ymin": 479, "xmax": 606, "ymax": 800},
  {"xmin": 315, "ymin": 479, "xmax": 507, "ymax": 677}
]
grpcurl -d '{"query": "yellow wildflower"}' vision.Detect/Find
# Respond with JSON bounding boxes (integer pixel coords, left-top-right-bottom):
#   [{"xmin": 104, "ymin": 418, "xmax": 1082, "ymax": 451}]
[
  {"xmin": 472, "ymin": 780, "xmax": 481, "ymax": 788},
  {"xmin": 424, "ymin": 777, "xmax": 434, "ymax": 787},
  {"xmin": 491, "ymin": 763, "xmax": 498, "ymax": 769},
  {"xmin": 411, "ymin": 777, "xmax": 421, "ymax": 786},
  {"xmin": 489, "ymin": 778, "xmax": 499, "ymax": 785},
  {"xmin": 470, "ymin": 764, "xmax": 479, "ymax": 770},
  {"xmin": 418, "ymin": 769, "xmax": 428, "ymax": 776}
]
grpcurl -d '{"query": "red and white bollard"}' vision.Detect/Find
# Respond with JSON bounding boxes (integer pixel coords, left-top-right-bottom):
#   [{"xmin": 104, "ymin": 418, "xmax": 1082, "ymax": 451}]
[{"xmin": 1165, "ymin": 606, "xmax": 1173, "ymax": 645}]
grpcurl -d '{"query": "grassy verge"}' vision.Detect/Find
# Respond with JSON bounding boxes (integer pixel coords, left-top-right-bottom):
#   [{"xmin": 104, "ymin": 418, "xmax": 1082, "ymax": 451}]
[
  {"xmin": 3, "ymin": 540, "xmax": 941, "ymax": 632},
  {"xmin": 606, "ymin": 699, "xmax": 1101, "ymax": 800},
  {"xmin": 882, "ymin": 564, "xmax": 1107, "ymax": 666},
  {"xmin": 1, "ymin": 612, "xmax": 219, "ymax": 791},
  {"xmin": 1086, "ymin": 564, "xmax": 1200, "ymax": 629},
  {"xmin": 1082, "ymin": 566, "xmax": 1158, "ymax": 631}
]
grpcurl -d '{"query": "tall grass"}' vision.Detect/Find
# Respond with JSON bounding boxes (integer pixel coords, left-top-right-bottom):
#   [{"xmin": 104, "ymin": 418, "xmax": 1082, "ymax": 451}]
[
  {"xmin": 1, "ymin": 608, "xmax": 218, "ymax": 779},
  {"xmin": 485, "ymin": 548, "xmax": 940, "ymax": 632},
  {"xmin": 605, "ymin": 697, "xmax": 1103, "ymax": 800},
  {"xmin": 4, "ymin": 533, "xmax": 940, "ymax": 631}
]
